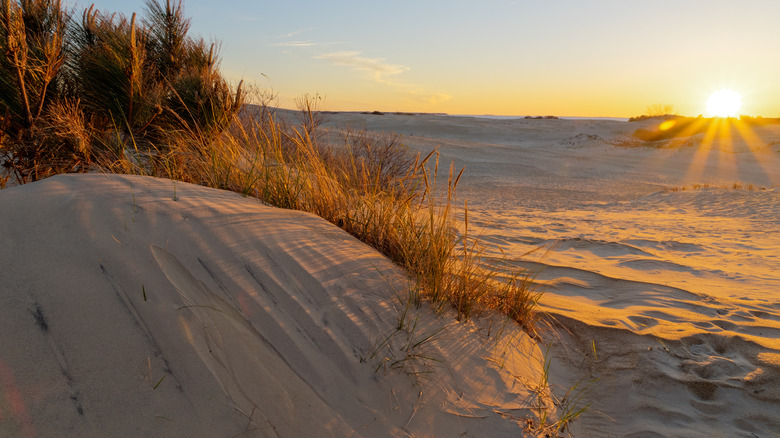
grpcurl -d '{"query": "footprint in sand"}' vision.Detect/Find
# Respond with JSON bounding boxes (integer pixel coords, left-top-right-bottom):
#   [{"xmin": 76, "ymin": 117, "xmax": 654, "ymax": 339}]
[
  {"xmin": 627, "ymin": 315, "xmax": 659, "ymax": 330},
  {"xmin": 681, "ymin": 355, "xmax": 747, "ymax": 381},
  {"xmin": 685, "ymin": 379, "xmax": 719, "ymax": 401},
  {"xmin": 710, "ymin": 320, "xmax": 738, "ymax": 331},
  {"xmin": 748, "ymin": 309, "xmax": 780, "ymax": 322},
  {"xmin": 692, "ymin": 321, "xmax": 715, "ymax": 330},
  {"xmin": 640, "ymin": 310, "xmax": 685, "ymax": 324},
  {"xmin": 667, "ymin": 335, "xmax": 777, "ymax": 411},
  {"xmin": 729, "ymin": 310, "xmax": 754, "ymax": 322},
  {"xmin": 617, "ymin": 258, "xmax": 694, "ymax": 273}
]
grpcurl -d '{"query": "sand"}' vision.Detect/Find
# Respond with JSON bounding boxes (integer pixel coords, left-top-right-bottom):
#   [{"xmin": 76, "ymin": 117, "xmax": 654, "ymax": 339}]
[
  {"xmin": 0, "ymin": 173, "xmax": 552, "ymax": 437},
  {"xmin": 320, "ymin": 113, "xmax": 780, "ymax": 436},
  {"xmin": 2, "ymin": 112, "xmax": 779, "ymax": 437}
]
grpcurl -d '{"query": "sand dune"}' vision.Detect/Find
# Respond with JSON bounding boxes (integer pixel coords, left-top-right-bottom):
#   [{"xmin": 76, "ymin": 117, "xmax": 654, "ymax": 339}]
[
  {"xmin": 0, "ymin": 174, "xmax": 545, "ymax": 437},
  {"xmin": 3, "ymin": 112, "xmax": 779, "ymax": 437},
  {"xmin": 322, "ymin": 113, "xmax": 780, "ymax": 436}
]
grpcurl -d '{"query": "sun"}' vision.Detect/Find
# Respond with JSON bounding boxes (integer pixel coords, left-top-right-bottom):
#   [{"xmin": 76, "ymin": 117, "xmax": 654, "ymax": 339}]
[{"xmin": 706, "ymin": 89, "xmax": 742, "ymax": 117}]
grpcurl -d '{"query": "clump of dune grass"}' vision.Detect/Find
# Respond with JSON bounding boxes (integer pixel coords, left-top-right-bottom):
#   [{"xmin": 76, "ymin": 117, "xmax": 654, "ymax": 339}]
[
  {"xmin": 529, "ymin": 345, "xmax": 593, "ymax": 436},
  {"xmin": 93, "ymin": 96, "xmax": 542, "ymax": 334}
]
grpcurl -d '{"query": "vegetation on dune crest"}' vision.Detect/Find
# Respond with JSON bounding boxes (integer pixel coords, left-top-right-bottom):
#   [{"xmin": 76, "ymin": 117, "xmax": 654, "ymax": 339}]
[
  {"xmin": 0, "ymin": 0, "xmax": 243, "ymax": 182},
  {"xmin": 628, "ymin": 103, "xmax": 677, "ymax": 122},
  {"xmin": 0, "ymin": 0, "xmax": 542, "ymax": 356},
  {"xmin": 0, "ymin": 0, "xmax": 72, "ymax": 179}
]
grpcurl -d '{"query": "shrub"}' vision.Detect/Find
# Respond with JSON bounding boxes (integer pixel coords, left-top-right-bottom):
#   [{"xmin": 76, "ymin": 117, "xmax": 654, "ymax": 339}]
[
  {"xmin": 0, "ymin": 0, "xmax": 72, "ymax": 181},
  {"xmin": 628, "ymin": 104, "xmax": 678, "ymax": 122},
  {"xmin": 68, "ymin": 8, "xmax": 158, "ymax": 137},
  {"xmin": 0, "ymin": 0, "xmax": 68, "ymax": 135},
  {"xmin": 0, "ymin": 0, "xmax": 243, "ymax": 182}
]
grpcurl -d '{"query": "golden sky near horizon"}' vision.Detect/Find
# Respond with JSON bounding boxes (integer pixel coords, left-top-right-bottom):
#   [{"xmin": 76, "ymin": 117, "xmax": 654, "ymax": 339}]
[{"xmin": 81, "ymin": 0, "xmax": 780, "ymax": 117}]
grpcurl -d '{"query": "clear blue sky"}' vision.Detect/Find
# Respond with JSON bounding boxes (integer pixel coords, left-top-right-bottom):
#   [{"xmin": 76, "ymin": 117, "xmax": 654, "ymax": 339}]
[{"xmin": 67, "ymin": 0, "xmax": 780, "ymax": 117}]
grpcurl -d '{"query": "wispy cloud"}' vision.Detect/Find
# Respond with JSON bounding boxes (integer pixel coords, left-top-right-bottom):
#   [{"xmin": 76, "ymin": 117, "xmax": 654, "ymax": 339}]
[
  {"xmin": 277, "ymin": 28, "xmax": 314, "ymax": 39},
  {"xmin": 316, "ymin": 51, "xmax": 410, "ymax": 83},
  {"xmin": 317, "ymin": 51, "xmax": 452, "ymax": 107},
  {"xmin": 422, "ymin": 93, "xmax": 452, "ymax": 105},
  {"xmin": 398, "ymin": 90, "xmax": 453, "ymax": 106},
  {"xmin": 270, "ymin": 29, "xmax": 344, "ymax": 49},
  {"xmin": 269, "ymin": 28, "xmax": 344, "ymax": 48},
  {"xmin": 272, "ymin": 41, "xmax": 320, "ymax": 47}
]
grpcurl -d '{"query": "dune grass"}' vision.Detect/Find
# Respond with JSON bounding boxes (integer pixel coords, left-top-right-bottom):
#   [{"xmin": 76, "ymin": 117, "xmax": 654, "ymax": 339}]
[{"xmin": 93, "ymin": 102, "xmax": 542, "ymax": 333}]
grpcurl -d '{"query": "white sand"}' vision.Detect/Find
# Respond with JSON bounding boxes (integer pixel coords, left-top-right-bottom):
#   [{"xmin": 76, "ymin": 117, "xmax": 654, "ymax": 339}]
[
  {"xmin": 321, "ymin": 113, "xmax": 780, "ymax": 436},
  {"xmin": 0, "ymin": 174, "xmax": 544, "ymax": 436},
  {"xmin": 2, "ymin": 112, "xmax": 779, "ymax": 437}
]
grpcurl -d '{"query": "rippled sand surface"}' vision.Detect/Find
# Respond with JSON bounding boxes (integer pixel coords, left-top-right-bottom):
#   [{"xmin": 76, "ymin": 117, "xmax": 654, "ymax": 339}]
[{"xmin": 324, "ymin": 112, "xmax": 780, "ymax": 437}]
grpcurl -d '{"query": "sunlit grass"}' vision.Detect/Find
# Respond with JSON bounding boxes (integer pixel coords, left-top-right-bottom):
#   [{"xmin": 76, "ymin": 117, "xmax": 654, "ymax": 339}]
[{"xmin": 94, "ymin": 105, "xmax": 542, "ymax": 333}]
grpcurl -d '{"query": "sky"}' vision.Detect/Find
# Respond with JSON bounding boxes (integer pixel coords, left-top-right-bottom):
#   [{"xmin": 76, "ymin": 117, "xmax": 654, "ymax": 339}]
[{"xmin": 65, "ymin": 0, "xmax": 780, "ymax": 117}]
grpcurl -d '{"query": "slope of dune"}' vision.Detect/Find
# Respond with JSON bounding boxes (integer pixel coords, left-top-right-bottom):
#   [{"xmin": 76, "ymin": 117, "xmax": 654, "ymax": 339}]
[
  {"xmin": 0, "ymin": 174, "xmax": 546, "ymax": 437},
  {"xmin": 322, "ymin": 112, "xmax": 780, "ymax": 437}
]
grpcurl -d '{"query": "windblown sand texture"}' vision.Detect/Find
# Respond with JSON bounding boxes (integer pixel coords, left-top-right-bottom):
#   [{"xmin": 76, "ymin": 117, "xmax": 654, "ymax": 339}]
[
  {"xmin": 322, "ymin": 113, "xmax": 780, "ymax": 437},
  {"xmin": 1, "ymin": 174, "xmax": 545, "ymax": 437}
]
